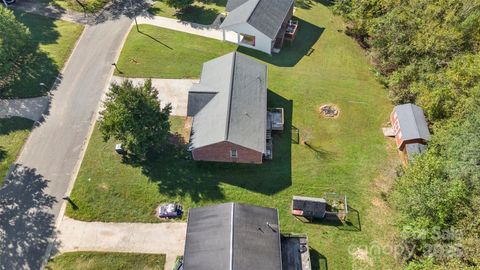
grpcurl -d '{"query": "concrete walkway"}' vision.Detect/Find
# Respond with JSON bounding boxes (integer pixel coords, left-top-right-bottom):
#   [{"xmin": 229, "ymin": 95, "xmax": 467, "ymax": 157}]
[
  {"xmin": 136, "ymin": 15, "xmax": 238, "ymax": 42},
  {"xmin": 57, "ymin": 217, "xmax": 186, "ymax": 270},
  {"xmin": 0, "ymin": 96, "xmax": 50, "ymax": 122},
  {"xmin": 111, "ymin": 76, "xmax": 198, "ymax": 116}
]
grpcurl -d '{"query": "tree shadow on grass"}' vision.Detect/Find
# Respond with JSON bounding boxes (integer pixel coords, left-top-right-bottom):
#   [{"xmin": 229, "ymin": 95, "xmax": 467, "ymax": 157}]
[
  {"xmin": 124, "ymin": 90, "xmax": 293, "ymax": 202},
  {"xmin": 176, "ymin": 6, "xmax": 220, "ymax": 25},
  {"xmin": 1, "ymin": 11, "xmax": 61, "ymax": 99},
  {"xmin": 0, "ymin": 117, "xmax": 34, "ymax": 136},
  {"xmin": 197, "ymin": 0, "xmax": 227, "ymax": 7},
  {"xmin": 237, "ymin": 18, "xmax": 324, "ymax": 67},
  {"xmin": 0, "ymin": 165, "xmax": 58, "ymax": 270}
]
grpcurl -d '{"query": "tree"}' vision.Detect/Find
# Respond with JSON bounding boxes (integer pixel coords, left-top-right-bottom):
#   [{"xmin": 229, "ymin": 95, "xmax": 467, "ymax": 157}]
[
  {"xmin": 164, "ymin": 0, "xmax": 194, "ymax": 11},
  {"xmin": 99, "ymin": 79, "xmax": 172, "ymax": 159},
  {"xmin": 0, "ymin": 6, "xmax": 31, "ymax": 89}
]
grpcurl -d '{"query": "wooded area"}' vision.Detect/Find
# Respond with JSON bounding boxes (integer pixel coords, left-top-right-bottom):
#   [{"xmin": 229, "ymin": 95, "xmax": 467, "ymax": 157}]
[{"xmin": 334, "ymin": 0, "xmax": 480, "ymax": 269}]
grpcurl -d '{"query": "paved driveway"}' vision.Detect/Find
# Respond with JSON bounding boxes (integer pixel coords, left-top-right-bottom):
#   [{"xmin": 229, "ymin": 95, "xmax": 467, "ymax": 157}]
[
  {"xmin": 57, "ymin": 217, "xmax": 186, "ymax": 270},
  {"xmin": 111, "ymin": 77, "xmax": 198, "ymax": 116}
]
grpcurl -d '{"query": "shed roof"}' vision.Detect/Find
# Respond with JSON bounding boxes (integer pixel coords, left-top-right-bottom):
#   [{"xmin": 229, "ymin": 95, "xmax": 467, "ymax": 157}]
[
  {"xmin": 183, "ymin": 202, "xmax": 282, "ymax": 270},
  {"xmin": 221, "ymin": 0, "xmax": 295, "ymax": 39},
  {"xmin": 393, "ymin": 103, "xmax": 431, "ymax": 141},
  {"xmin": 189, "ymin": 52, "xmax": 267, "ymax": 153}
]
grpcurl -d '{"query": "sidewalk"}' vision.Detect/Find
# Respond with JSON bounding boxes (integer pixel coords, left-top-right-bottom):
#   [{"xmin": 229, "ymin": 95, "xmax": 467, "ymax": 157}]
[
  {"xmin": 57, "ymin": 217, "xmax": 187, "ymax": 270},
  {"xmin": 0, "ymin": 96, "xmax": 50, "ymax": 122},
  {"xmin": 136, "ymin": 15, "xmax": 238, "ymax": 42}
]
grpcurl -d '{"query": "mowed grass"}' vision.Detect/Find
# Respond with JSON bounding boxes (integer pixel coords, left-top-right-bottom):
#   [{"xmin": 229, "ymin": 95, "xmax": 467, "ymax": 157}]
[
  {"xmin": 115, "ymin": 25, "xmax": 237, "ymax": 78},
  {"xmin": 46, "ymin": 252, "xmax": 165, "ymax": 270},
  {"xmin": 68, "ymin": 2, "xmax": 401, "ymax": 269},
  {"xmin": 1, "ymin": 11, "xmax": 83, "ymax": 98},
  {"xmin": 149, "ymin": 0, "xmax": 225, "ymax": 25},
  {"xmin": 0, "ymin": 117, "xmax": 34, "ymax": 186}
]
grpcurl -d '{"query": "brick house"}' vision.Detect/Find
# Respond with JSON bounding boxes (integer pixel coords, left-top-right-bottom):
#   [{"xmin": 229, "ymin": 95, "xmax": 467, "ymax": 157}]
[{"xmin": 187, "ymin": 52, "xmax": 268, "ymax": 164}]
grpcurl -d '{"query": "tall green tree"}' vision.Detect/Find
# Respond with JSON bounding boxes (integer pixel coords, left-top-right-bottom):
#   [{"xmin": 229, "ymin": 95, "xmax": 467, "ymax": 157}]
[
  {"xmin": 99, "ymin": 79, "xmax": 172, "ymax": 159},
  {"xmin": 0, "ymin": 6, "xmax": 31, "ymax": 89}
]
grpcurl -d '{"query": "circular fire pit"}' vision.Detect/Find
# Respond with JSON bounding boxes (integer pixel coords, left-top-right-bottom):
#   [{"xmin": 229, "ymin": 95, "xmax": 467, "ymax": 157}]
[{"xmin": 319, "ymin": 104, "xmax": 340, "ymax": 118}]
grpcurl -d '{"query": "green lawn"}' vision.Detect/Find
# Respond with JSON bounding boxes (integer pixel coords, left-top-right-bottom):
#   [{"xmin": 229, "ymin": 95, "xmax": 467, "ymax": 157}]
[
  {"xmin": 149, "ymin": 0, "xmax": 225, "ymax": 25},
  {"xmin": 1, "ymin": 11, "xmax": 84, "ymax": 98},
  {"xmin": 115, "ymin": 25, "xmax": 236, "ymax": 78},
  {"xmin": 0, "ymin": 117, "xmax": 34, "ymax": 186},
  {"xmin": 68, "ymin": 2, "xmax": 401, "ymax": 269},
  {"xmin": 46, "ymin": 252, "xmax": 165, "ymax": 270}
]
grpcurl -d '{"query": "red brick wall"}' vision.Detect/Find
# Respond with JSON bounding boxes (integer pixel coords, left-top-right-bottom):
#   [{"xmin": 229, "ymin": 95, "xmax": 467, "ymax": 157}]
[{"xmin": 192, "ymin": 141, "xmax": 263, "ymax": 164}]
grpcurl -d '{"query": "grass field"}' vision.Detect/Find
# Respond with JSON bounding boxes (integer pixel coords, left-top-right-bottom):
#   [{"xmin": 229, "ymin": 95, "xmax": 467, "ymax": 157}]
[
  {"xmin": 1, "ymin": 11, "xmax": 83, "ymax": 98},
  {"xmin": 0, "ymin": 117, "xmax": 33, "ymax": 186},
  {"xmin": 46, "ymin": 252, "xmax": 165, "ymax": 270},
  {"xmin": 115, "ymin": 25, "xmax": 236, "ymax": 78},
  {"xmin": 149, "ymin": 0, "xmax": 225, "ymax": 25},
  {"xmin": 67, "ymin": 2, "xmax": 401, "ymax": 269}
]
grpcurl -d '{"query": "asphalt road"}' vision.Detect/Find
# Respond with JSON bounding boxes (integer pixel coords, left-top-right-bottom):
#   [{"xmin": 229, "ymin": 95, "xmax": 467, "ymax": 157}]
[{"xmin": 0, "ymin": 15, "xmax": 132, "ymax": 270}]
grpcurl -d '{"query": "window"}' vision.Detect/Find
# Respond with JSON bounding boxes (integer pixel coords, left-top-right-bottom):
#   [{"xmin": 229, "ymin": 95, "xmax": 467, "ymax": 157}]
[{"xmin": 230, "ymin": 149, "xmax": 238, "ymax": 158}]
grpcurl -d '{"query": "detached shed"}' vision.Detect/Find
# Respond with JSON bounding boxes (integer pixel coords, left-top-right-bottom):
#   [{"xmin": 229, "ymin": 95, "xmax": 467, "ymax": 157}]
[{"xmin": 391, "ymin": 104, "xmax": 431, "ymax": 151}]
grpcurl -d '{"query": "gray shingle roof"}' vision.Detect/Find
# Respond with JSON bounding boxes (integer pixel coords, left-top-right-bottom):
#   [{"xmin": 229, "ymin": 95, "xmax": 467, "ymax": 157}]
[
  {"xmin": 187, "ymin": 92, "xmax": 216, "ymax": 116},
  {"xmin": 183, "ymin": 203, "xmax": 282, "ymax": 270},
  {"xmin": 189, "ymin": 52, "xmax": 267, "ymax": 153},
  {"xmin": 394, "ymin": 104, "xmax": 431, "ymax": 141},
  {"xmin": 221, "ymin": 0, "xmax": 294, "ymax": 39}
]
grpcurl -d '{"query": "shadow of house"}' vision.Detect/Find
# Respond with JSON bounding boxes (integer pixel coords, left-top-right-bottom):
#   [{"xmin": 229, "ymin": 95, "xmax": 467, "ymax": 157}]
[
  {"xmin": 237, "ymin": 18, "xmax": 324, "ymax": 67},
  {"xmin": 310, "ymin": 248, "xmax": 328, "ymax": 270},
  {"xmin": 124, "ymin": 90, "xmax": 292, "ymax": 201},
  {"xmin": 0, "ymin": 165, "xmax": 58, "ymax": 270}
]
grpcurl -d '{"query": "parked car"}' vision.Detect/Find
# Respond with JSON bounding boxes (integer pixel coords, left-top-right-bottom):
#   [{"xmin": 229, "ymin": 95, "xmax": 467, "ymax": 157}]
[{"xmin": 156, "ymin": 203, "xmax": 183, "ymax": 219}]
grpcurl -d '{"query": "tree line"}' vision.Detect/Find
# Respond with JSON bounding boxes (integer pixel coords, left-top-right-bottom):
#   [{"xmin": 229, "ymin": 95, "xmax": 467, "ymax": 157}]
[{"xmin": 333, "ymin": 0, "xmax": 480, "ymax": 269}]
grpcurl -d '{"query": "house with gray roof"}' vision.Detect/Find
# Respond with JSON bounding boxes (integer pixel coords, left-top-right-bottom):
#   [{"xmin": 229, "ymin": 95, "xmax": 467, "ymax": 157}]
[
  {"xmin": 183, "ymin": 202, "xmax": 282, "ymax": 270},
  {"xmin": 220, "ymin": 0, "xmax": 295, "ymax": 54},
  {"xmin": 187, "ymin": 52, "xmax": 268, "ymax": 164},
  {"xmin": 390, "ymin": 103, "xmax": 431, "ymax": 151}
]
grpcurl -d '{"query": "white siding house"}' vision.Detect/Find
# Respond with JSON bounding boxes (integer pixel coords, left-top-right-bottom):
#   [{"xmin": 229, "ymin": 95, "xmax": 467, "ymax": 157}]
[{"xmin": 220, "ymin": 0, "xmax": 294, "ymax": 54}]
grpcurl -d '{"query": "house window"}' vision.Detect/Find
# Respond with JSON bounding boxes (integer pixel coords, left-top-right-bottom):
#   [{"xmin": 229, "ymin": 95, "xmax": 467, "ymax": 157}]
[{"xmin": 230, "ymin": 149, "xmax": 238, "ymax": 158}]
